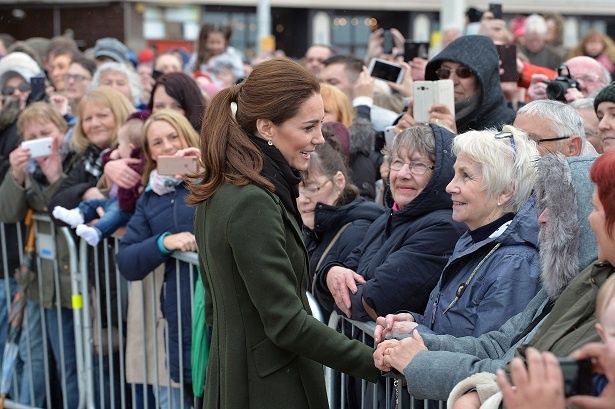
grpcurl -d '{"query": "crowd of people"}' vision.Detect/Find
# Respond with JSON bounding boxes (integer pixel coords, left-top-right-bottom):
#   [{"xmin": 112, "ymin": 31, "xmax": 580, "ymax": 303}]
[{"xmin": 0, "ymin": 5, "xmax": 614, "ymax": 409}]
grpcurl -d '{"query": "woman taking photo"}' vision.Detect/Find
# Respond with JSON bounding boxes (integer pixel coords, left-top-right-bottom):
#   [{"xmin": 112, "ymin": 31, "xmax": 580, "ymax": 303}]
[{"xmin": 188, "ymin": 58, "xmax": 379, "ymax": 408}]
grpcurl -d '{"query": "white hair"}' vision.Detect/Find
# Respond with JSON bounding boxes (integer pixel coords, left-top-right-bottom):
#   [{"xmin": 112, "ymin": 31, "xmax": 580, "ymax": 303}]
[
  {"xmin": 90, "ymin": 62, "xmax": 142, "ymax": 107},
  {"xmin": 518, "ymin": 99, "xmax": 586, "ymax": 140},
  {"xmin": 524, "ymin": 14, "xmax": 548, "ymax": 36},
  {"xmin": 453, "ymin": 127, "xmax": 539, "ymax": 213}
]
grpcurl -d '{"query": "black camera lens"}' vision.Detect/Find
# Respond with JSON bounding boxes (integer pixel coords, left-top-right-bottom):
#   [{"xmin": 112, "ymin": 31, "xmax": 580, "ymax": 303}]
[{"xmin": 546, "ymin": 80, "xmax": 569, "ymax": 102}]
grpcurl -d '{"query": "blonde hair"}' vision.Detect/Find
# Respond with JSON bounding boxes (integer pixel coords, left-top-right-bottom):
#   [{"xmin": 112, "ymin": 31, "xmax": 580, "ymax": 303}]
[
  {"xmin": 17, "ymin": 102, "xmax": 68, "ymax": 137},
  {"xmin": 320, "ymin": 83, "xmax": 353, "ymax": 128},
  {"xmin": 596, "ymin": 275, "xmax": 615, "ymax": 323},
  {"xmin": 453, "ymin": 126, "xmax": 539, "ymax": 213},
  {"xmin": 142, "ymin": 109, "xmax": 200, "ymax": 183},
  {"xmin": 72, "ymin": 86, "xmax": 134, "ymax": 154}
]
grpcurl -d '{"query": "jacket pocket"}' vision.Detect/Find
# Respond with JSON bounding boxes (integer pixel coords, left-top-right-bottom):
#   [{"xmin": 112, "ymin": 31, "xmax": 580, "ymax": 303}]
[{"xmin": 251, "ymin": 337, "xmax": 296, "ymax": 377}]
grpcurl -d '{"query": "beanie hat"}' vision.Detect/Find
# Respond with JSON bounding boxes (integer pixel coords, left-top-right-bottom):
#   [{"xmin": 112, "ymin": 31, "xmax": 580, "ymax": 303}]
[
  {"xmin": 594, "ymin": 82, "xmax": 615, "ymax": 113},
  {"xmin": 0, "ymin": 52, "xmax": 43, "ymax": 88},
  {"xmin": 93, "ymin": 37, "xmax": 130, "ymax": 64}
]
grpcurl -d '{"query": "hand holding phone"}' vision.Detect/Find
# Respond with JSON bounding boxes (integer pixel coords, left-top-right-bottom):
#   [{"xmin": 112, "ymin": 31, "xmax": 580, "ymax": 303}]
[
  {"xmin": 157, "ymin": 156, "xmax": 198, "ymax": 176},
  {"xmin": 382, "ymin": 30, "xmax": 394, "ymax": 55},
  {"xmin": 559, "ymin": 357, "xmax": 593, "ymax": 397},
  {"xmin": 404, "ymin": 41, "xmax": 429, "ymax": 62},
  {"xmin": 497, "ymin": 44, "xmax": 519, "ymax": 82},
  {"xmin": 488, "ymin": 3, "xmax": 503, "ymax": 19}
]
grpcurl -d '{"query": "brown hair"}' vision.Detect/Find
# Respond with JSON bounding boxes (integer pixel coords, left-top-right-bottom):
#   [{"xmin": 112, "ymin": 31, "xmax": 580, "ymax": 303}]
[
  {"xmin": 72, "ymin": 86, "xmax": 134, "ymax": 154},
  {"xmin": 17, "ymin": 101, "xmax": 68, "ymax": 137},
  {"xmin": 187, "ymin": 58, "xmax": 321, "ymax": 204},
  {"xmin": 569, "ymin": 30, "xmax": 615, "ymax": 63},
  {"xmin": 142, "ymin": 109, "xmax": 200, "ymax": 183}
]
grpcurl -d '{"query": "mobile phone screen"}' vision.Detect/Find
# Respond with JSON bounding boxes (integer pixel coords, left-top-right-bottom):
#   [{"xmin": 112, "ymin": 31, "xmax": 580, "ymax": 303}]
[
  {"xmin": 382, "ymin": 30, "xmax": 394, "ymax": 55},
  {"xmin": 404, "ymin": 41, "xmax": 429, "ymax": 61},
  {"xmin": 489, "ymin": 3, "xmax": 503, "ymax": 19},
  {"xmin": 369, "ymin": 60, "xmax": 402, "ymax": 83},
  {"xmin": 496, "ymin": 44, "xmax": 519, "ymax": 82}
]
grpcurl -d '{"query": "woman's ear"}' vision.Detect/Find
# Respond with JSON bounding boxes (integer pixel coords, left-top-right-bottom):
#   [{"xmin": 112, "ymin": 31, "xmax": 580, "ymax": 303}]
[
  {"xmin": 596, "ymin": 322, "xmax": 606, "ymax": 343},
  {"xmin": 497, "ymin": 188, "xmax": 514, "ymax": 208},
  {"xmin": 333, "ymin": 170, "xmax": 346, "ymax": 193},
  {"xmin": 256, "ymin": 118, "xmax": 275, "ymax": 140}
]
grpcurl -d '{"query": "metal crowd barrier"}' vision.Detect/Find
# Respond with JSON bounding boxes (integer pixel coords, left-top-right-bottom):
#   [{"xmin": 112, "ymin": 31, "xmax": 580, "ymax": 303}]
[{"xmin": 325, "ymin": 311, "xmax": 446, "ymax": 409}]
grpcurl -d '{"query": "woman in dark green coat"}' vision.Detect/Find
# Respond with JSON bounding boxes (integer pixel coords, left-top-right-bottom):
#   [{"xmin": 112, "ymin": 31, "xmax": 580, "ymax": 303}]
[{"xmin": 188, "ymin": 58, "xmax": 380, "ymax": 409}]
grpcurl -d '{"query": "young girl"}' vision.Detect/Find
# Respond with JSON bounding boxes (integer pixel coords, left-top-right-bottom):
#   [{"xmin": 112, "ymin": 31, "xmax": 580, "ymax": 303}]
[{"xmin": 191, "ymin": 23, "xmax": 244, "ymax": 82}]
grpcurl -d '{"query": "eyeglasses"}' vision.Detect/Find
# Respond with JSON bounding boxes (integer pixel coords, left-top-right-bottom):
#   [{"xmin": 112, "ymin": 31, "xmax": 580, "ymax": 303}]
[
  {"xmin": 435, "ymin": 66, "xmax": 473, "ymax": 80},
  {"xmin": 63, "ymin": 73, "xmax": 90, "ymax": 82},
  {"xmin": 389, "ymin": 159, "xmax": 434, "ymax": 175},
  {"xmin": 536, "ymin": 136, "xmax": 570, "ymax": 144},
  {"xmin": 495, "ymin": 131, "xmax": 517, "ymax": 155},
  {"xmin": 299, "ymin": 179, "xmax": 331, "ymax": 198},
  {"xmin": 1, "ymin": 83, "xmax": 31, "ymax": 96}
]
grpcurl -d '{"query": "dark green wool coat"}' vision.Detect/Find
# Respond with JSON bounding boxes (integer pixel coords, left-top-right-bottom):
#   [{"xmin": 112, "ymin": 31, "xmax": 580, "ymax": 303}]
[{"xmin": 195, "ymin": 183, "xmax": 379, "ymax": 409}]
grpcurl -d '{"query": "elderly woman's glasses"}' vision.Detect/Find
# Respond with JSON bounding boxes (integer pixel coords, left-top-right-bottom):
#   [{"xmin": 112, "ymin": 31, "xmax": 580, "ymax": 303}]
[
  {"xmin": 495, "ymin": 131, "xmax": 517, "ymax": 154},
  {"xmin": 1, "ymin": 83, "xmax": 31, "ymax": 96},
  {"xmin": 299, "ymin": 179, "xmax": 331, "ymax": 198},
  {"xmin": 389, "ymin": 160, "xmax": 434, "ymax": 175},
  {"xmin": 435, "ymin": 66, "xmax": 473, "ymax": 79}
]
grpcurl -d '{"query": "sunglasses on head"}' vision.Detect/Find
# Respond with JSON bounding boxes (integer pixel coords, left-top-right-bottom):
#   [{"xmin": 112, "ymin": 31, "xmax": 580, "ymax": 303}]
[
  {"xmin": 1, "ymin": 82, "xmax": 31, "ymax": 96},
  {"xmin": 435, "ymin": 66, "xmax": 473, "ymax": 79}
]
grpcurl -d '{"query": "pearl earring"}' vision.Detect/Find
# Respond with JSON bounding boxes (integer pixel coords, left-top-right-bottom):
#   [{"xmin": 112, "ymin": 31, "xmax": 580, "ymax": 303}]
[{"xmin": 267, "ymin": 139, "xmax": 273, "ymax": 146}]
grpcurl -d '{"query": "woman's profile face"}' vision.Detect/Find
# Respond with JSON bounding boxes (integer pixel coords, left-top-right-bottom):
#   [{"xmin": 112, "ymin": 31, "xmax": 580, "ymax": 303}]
[
  {"xmin": 389, "ymin": 147, "xmax": 433, "ymax": 208},
  {"xmin": 269, "ymin": 93, "xmax": 325, "ymax": 171},
  {"xmin": 297, "ymin": 168, "xmax": 343, "ymax": 230},
  {"xmin": 206, "ymin": 32, "xmax": 227, "ymax": 57},
  {"xmin": 446, "ymin": 153, "xmax": 503, "ymax": 231},
  {"xmin": 589, "ymin": 189, "xmax": 615, "ymax": 265},
  {"xmin": 153, "ymin": 85, "xmax": 185, "ymax": 116},
  {"xmin": 81, "ymin": 101, "xmax": 116, "ymax": 149},
  {"xmin": 146, "ymin": 120, "xmax": 188, "ymax": 162}
]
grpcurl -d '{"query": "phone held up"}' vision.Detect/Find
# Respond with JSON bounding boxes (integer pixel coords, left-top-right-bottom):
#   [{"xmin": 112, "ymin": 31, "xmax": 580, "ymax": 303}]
[
  {"xmin": 558, "ymin": 357, "xmax": 593, "ymax": 397},
  {"xmin": 382, "ymin": 30, "xmax": 394, "ymax": 55},
  {"xmin": 368, "ymin": 58, "xmax": 405, "ymax": 84},
  {"xmin": 21, "ymin": 136, "xmax": 53, "ymax": 159},
  {"xmin": 412, "ymin": 80, "xmax": 455, "ymax": 124},
  {"xmin": 489, "ymin": 3, "xmax": 503, "ymax": 19},
  {"xmin": 404, "ymin": 41, "xmax": 429, "ymax": 61},
  {"xmin": 156, "ymin": 156, "xmax": 198, "ymax": 177},
  {"xmin": 497, "ymin": 44, "xmax": 519, "ymax": 82}
]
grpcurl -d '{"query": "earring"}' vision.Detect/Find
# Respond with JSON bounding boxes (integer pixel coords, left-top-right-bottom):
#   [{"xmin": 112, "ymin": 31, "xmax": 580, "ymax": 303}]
[
  {"xmin": 497, "ymin": 201, "xmax": 501, "ymax": 206},
  {"xmin": 267, "ymin": 139, "xmax": 273, "ymax": 146}
]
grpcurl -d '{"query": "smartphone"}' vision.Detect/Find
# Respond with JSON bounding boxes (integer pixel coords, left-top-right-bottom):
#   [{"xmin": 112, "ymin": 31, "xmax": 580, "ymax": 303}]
[
  {"xmin": 489, "ymin": 3, "xmax": 503, "ymax": 19},
  {"xmin": 29, "ymin": 76, "xmax": 47, "ymax": 103},
  {"xmin": 157, "ymin": 156, "xmax": 198, "ymax": 176},
  {"xmin": 152, "ymin": 69, "xmax": 164, "ymax": 81},
  {"xmin": 384, "ymin": 126, "xmax": 397, "ymax": 148},
  {"xmin": 404, "ymin": 41, "xmax": 429, "ymax": 61},
  {"xmin": 559, "ymin": 357, "xmax": 592, "ymax": 397},
  {"xmin": 412, "ymin": 80, "xmax": 454, "ymax": 124},
  {"xmin": 368, "ymin": 58, "xmax": 405, "ymax": 84},
  {"xmin": 382, "ymin": 30, "xmax": 394, "ymax": 55},
  {"xmin": 497, "ymin": 44, "xmax": 519, "ymax": 82},
  {"xmin": 21, "ymin": 136, "xmax": 53, "ymax": 158}
]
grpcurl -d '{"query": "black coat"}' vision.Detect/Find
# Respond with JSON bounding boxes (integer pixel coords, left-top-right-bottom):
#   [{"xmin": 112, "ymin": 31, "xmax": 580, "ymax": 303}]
[
  {"xmin": 425, "ymin": 35, "xmax": 516, "ymax": 133},
  {"xmin": 307, "ymin": 197, "xmax": 385, "ymax": 316},
  {"xmin": 316, "ymin": 124, "xmax": 466, "ymax": 321}
]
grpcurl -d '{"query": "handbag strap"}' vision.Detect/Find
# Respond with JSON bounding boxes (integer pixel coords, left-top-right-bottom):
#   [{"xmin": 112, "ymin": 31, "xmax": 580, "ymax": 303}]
[{"xmin": 315, "ymin": 222, "xmax": 352, "ymax": 272}]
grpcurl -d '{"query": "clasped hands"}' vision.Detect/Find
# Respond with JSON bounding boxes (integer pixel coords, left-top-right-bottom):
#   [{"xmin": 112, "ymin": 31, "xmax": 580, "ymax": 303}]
[{"xmin": 372, "ymin": 312, "xmax": 425, "ymax": 374}]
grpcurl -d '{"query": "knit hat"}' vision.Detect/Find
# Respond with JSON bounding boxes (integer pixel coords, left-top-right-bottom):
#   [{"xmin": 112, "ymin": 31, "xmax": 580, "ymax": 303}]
[
  {"xmin": 594, "ymin": 82, "xmax": 615, "ymax": 113},
  {"xmin": 0, "ymin": 51, "xmax": 43, "ymax": 88},
  {"xmin": 93, "ymin": 37, "xmax": 130, "ymax": 64}
]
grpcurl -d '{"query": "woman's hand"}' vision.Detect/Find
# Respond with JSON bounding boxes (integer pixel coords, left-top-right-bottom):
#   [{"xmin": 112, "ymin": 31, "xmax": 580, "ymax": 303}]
[
  {"xmin": 374, "ymin": 313, "xmax": 417, "ymax": 344},
  {"xmin": 82, "ymin": 187, "xmax": 105, "ymax": 201},
  {"xmin": 374, "ymin": 339, "xmax": 399, "ymax": 371},
  {"xmin": 395, "ymin": 109, "xmax": 416, "ymax": 134},
  {"xmin": 9, "ymin": 145, "xmax": 31, "ymax": 186},
  {"xmin": 409, "ymin": 58, "xmax": 427, "ymax": 81},
  {"xmin": 163, "ymin": 232, "xmax": 197, "ymax": 252},
  {"xmin": 388, "ymin": 62, "xmax": 413, "ymax": 98},
  {"xmin": 104, "ymin": 158, "xmax": 142, "ymax": 189},
  {"xmin": 37, "ymin": 139, "xmax": 63, "ymax": 184},
  {"xmin": 383, "ymin": 330, "xmax": 427, "ymax": 373},
  {"xmin": 49, "ymin": 93, "xmax": 70, "ymax": 116},
  {"xmin": 325, "ymin": 266, "xmax": 366, "ymax": 318},
  {"xmin": 496, "ymin": 348, "xmax": 566, "ymax": 409},
  {"xmin": 429, "ymin": 104, "xmax": 457, "ymax": 134}
]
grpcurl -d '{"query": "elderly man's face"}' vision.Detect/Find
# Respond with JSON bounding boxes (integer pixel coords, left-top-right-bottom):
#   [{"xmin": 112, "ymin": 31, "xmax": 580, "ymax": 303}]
[
  {"xmin": 513, "ymin": 112, "xmax": 581, "ymax": 156},
  {"xmin": 524, "ymin": 32, "xmax": 546, "ymax": 54},
  {"xmin": 305, "ymin": 46, "xmax": 332, "ymax": 76},
  {"xmin": 319, "ymin": 63, "xmax": 354, "ymax": 100},
  {"xmin": 567, "ymin": 57, "xmax": 608, "ymax": 96}
]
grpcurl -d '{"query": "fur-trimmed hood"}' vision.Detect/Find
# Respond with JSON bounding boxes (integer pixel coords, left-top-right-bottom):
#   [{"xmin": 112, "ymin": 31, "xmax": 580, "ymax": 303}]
[{"xmin": 534, "ymin": 154, "xmax": 597, "ymax": 299}]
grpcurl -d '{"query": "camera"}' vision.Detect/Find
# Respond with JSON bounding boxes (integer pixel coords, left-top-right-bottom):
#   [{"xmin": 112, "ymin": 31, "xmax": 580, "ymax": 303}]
[
  {"xmin": 558, "ymin": 357, "xmax": 592, "ymax": 397},
  {"xmin": 546, "ymin": 65, "xmax": 579, "ymax": 102}
]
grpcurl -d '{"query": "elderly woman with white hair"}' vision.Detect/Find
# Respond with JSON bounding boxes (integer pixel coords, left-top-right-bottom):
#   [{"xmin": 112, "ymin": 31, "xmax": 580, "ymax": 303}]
[
  {"xmin": 376, "ymin": 126, "xmax": 542, "ymax": 340},
  {"xmin": 90, "ymin": 61, "xmax": 143, "ymax": 108}
]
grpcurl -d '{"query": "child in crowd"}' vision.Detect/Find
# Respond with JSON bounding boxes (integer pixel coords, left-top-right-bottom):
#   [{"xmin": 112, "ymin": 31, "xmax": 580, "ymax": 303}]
[{"xmin": 52, "ymin": 111, "xmax": 148, "ymax": 246}]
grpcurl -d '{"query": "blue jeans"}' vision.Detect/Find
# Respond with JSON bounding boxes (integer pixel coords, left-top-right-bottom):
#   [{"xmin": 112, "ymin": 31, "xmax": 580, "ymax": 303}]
[
  {"xmin": 155, "ymin": 385, "xmax": 193, "ymax": 409},
  {"xmin": 0, "ymin": 279, "xmax": 45, "ymax": 406},
  {"xmin": 46, "ymin": 307, "xmax": 79, "ymax": 409},
  {"xmin": 78, "ymin": 198, "xmax": 132, "ymax": 238}
]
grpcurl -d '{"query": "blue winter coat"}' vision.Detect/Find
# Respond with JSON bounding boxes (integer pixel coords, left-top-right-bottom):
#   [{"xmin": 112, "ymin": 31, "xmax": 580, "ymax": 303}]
[
  {"xmin": 307, "ymin": 197, "xmax": 385, "ymax": 316},
  {"xmin": 415, "ymin": 195, "xmax": 541, "ymax": 337},
  {"xmin": 116, "ymin": 183, "xmax": 195, "ymax": 383},
  {"xmin": 317, "ymin": 124, "xmax": 466, "ymax": 321}
]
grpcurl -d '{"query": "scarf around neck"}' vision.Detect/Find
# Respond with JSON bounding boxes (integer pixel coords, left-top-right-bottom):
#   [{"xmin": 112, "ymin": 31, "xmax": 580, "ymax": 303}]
[
  {"xmin": 251, "ymin": 136, "xmax": 302, "ymax": 224},
  {"xmin": 148, "ymin": 169, "xmax": 182, "ymax": 196}
]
